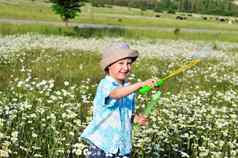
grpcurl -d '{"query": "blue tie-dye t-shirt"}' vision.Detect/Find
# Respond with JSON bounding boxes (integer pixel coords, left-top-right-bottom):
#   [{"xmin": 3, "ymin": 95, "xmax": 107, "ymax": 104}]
[{"xmin": 80, "ymin": 75, "xmax": 136, "ymax": 155}]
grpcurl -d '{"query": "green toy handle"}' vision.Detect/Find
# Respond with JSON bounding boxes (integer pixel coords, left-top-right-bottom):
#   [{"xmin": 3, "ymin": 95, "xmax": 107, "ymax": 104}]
[
  {"xmin": 133, "ymin": 90, "xmax": 162, "ymax": 130},
  {"xmin": 139, "ymin": 79, "xmax": 164, "ymax": 94},
  {"xmin": 144, "ymin": 91, "xmax": 162, "ymax": 116}
]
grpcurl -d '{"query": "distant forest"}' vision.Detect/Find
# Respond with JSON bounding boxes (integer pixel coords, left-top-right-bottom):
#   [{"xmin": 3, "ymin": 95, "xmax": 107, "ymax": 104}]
[{"xmin": 90, "ymin": 0, "xmax": 238, "ymax": 16}]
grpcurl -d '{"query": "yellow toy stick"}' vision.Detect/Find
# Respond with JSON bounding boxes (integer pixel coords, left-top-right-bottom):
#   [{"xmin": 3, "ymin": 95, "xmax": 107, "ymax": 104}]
[
  {"xmin": 139, "ymin": 59, "xmax": 201, "ymax": 94},
  {"xmin": 161, "ymin": 59, "xmax": 201, "ymax": 81}
]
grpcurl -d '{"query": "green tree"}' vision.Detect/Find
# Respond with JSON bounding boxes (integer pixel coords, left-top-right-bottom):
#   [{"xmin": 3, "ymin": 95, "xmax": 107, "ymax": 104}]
[{"xmin": 50, "ymin": 0, "xmax": 86, "ymax": 26}]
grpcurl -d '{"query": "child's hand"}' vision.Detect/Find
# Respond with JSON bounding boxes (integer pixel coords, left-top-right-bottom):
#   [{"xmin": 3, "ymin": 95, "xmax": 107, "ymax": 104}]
[
  {"xmin": 142, "ymin": 79, "xmax": 156, "ymax": 87},
  {"xmin": 134, "ymin": 114, "xmax": 149, "ymax": 126}
]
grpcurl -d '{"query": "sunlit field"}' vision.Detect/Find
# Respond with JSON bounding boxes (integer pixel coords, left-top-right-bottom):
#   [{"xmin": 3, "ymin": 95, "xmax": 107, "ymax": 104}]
[
  {"xmin": 0, "ymin": 34, "xmax": 237, "ymax": 157},
  {"xmin": 1, "ymin": 0, "xmax": 238, "ymax": 32},
  {"xmin": 1, "ymin": 0, "xmax": 238, "ymax": 43},
  {"xmin": 1, "ymin": 0, "xmax": 238, "ymax": 157}
]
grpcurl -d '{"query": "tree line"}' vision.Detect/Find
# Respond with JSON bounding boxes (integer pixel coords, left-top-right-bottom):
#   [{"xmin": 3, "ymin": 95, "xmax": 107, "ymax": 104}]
[{"xmin": 90, "ymin": 0, "xmax": 238, "ymax": 16}]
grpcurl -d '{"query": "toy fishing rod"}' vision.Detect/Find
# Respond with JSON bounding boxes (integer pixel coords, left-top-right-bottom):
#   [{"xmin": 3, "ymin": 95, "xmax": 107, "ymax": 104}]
[
  {"xmin": 139, "ymin": 59, "xmax": 201, "ymax": 95},
  {"xmin": 136, "ymin": 45, "xmax": 210, "ymax": 127},
  {"xmin": 133, "ymin": 59, "xmax": 202, "ymax": 123}
]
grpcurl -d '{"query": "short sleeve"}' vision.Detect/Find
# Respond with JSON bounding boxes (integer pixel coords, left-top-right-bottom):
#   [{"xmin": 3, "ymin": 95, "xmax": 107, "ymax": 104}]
[{"xmin": 97, "ymin": 80, "xmax": 118, "ymax": 108}]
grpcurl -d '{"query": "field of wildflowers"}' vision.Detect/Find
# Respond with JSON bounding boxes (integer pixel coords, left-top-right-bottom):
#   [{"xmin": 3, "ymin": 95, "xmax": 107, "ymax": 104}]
[{"xmin": 0, "ymin": 34, "xmax": 238, "ymax": 157}]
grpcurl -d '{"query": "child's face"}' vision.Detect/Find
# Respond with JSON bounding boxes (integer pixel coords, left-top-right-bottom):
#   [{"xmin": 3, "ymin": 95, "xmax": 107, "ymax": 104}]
[{"xmin": 108, "ymin": 58, "xmax": 132, "ymax": 83}]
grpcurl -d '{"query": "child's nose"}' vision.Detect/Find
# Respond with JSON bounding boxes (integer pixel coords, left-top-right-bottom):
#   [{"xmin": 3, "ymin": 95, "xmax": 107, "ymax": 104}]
[{"xmin": 123, "ymin": 64, "xmax": 129, "ymax": 70}]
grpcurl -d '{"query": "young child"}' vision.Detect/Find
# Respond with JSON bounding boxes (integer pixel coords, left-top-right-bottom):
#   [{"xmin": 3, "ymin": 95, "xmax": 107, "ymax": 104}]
[{"xmin": 80, "ymin": 42, "xmax": 155, "ymax": 158}]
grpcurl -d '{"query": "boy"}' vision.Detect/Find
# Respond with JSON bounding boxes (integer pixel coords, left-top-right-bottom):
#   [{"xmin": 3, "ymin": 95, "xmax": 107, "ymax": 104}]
[{"xmin": 81, "ymin": 42, "xmax": 155, "ymax": 158}]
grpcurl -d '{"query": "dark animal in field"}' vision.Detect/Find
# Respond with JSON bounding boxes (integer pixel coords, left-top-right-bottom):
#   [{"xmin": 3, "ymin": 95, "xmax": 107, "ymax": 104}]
[
  {"xmin": 220, "ymin": 18, "xmax": 226, "ymax": 22},
  {"xmin": 216, "ymin": 17, "xmax": 227, "ymax": 22},
  {"xmin": 155, "ymin": 14, "xmax": 161, "ymax": 18},
  {"xmin": 176, "ymin": 16, "xmax": 187, "ymax": 20}
]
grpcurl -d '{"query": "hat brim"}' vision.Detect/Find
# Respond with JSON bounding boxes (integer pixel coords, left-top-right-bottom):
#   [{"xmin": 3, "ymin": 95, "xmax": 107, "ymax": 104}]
[{"xmin": 101, "ymin": 49, "xmax": 139, "ymax": 70}]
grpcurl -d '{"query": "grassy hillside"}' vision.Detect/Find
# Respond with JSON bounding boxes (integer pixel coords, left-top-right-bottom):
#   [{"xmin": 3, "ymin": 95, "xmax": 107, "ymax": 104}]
[
  {"xmin": 1, "ymin": 0, "xmax": 238, "ymax": 42},
  {"xmin": 0, "ymin": 0, "xmax": 238, "ymax": 31}
]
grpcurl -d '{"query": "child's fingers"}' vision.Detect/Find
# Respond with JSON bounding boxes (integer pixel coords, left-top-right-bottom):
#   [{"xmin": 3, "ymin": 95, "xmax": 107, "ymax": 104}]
[
  {"xmin": 134, "ymin": 114, "xmax": 149, "ymax": 126},
  {"xmin": 139, "ymin": 116, "xmax": 149, "ymax": 126},
  {"xmin": 140, "ymin": 120, "xmax": 148, "ymax": 126},
  {"xmin": 148, "ymin": 79, "xmax": 156, "ymax": 85},
  {"xmin": 143, "ymin": 79, "xmax": 156, "ymax": 87}
]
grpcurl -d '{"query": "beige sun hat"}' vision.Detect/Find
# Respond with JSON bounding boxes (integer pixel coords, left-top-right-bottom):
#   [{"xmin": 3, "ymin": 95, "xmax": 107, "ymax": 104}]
[{"xmin": 100, "ymin": 42, "xmax": 139, "ymax": 70}]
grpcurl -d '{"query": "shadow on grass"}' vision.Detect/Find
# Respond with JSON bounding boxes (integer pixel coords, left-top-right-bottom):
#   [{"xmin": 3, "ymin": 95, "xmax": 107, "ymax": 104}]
[
  {"xmin": 0, "ymin": 23, "xmax": 127, "ymax": 38},
  {"xmin": 71, "ymin": 26, "xmax": 127, "ymax": 38}
]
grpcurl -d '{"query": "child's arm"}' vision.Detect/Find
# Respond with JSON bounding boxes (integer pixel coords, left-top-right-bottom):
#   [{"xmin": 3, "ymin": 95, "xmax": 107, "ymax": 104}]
[{"xmin": 109, "ymin": 79, "xmax": 156, "ymax": 99}]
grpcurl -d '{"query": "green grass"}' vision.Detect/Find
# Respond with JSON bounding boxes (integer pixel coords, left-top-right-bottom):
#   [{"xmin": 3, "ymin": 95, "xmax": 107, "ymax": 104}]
[
  {"xmin": 81, "ymin": 4, "xmax": 156, "ymax": 17},
  {"xmin": 0, "ymin": 1, "xmax": 238, "ymax": 46},
  {"xmin": 0, "ymin": 49, "xmax": 102, "ymax": 89},
  {"xmin": 0, "ymin": 23, "xmax": 67, "ymax": 35},
  {"xmin": 1, "ymin": 23, "xmax": 238, "ymax": 43},
  {"xmin": 78, "ymin": 13, "xmax": 238, "ymax": 32},
  {"xmin": 1, "ymin": 48, "xmax": 236, "ymax": 94},
  {"xmin": 127, "ymin": 28, "xmax": 238, "ymax": 42},
  {"xmin": 0, "ymin": 23, "xmax": 128, "ymax": 38},
  {"xmin": 0, "ymin": 0, "xmax": 58, "ymax": 20}
]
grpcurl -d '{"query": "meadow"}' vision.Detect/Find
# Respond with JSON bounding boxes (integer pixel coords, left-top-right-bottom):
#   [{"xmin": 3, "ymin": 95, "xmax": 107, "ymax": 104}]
[
  {"xmin": 0, "ymin": 0, "xmax": 238, "ymax": 157},
  {"xmin": 0, "ymin": 34, "xmax": 238, "ymax": 157}
]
